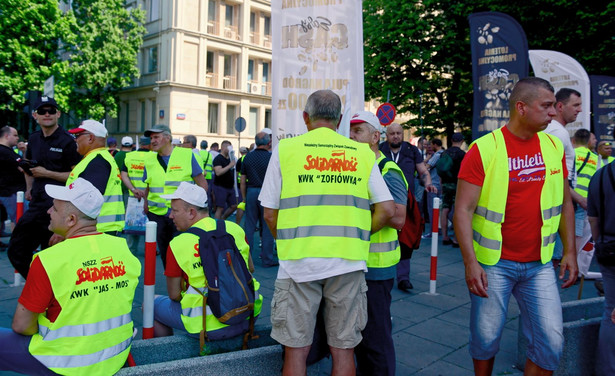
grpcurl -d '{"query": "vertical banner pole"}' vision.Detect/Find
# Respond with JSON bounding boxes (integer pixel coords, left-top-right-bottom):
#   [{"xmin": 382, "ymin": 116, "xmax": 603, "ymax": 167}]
[{"xmin": 12, "ymin": 191, "xmax": 25, "ymax": 287}]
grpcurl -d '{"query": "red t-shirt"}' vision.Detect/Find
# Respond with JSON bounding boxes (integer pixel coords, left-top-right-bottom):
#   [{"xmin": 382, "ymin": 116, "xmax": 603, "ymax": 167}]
[
  {"xmin": 164, "ymin": 245, "xmax": 188, "ymax": 281},
  {"xmin": 17, "ymin": 233, "xmax": 103, "ymax": 322},
  {"xmin": 458, "ymin": 126, "xmax": 567, "ymax": 262}
]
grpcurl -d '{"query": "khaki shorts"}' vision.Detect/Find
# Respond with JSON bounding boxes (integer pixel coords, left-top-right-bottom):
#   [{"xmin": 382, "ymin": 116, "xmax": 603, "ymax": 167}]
[{"xmin": 270, "ymin": 270, "xmax": 368, "ymax": 349}]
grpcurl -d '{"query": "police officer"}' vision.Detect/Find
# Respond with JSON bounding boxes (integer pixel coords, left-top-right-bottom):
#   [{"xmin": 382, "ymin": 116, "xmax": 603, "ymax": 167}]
[{"xmin": 7, "ymin": 96, "xmax": 82, "ymax": 278}]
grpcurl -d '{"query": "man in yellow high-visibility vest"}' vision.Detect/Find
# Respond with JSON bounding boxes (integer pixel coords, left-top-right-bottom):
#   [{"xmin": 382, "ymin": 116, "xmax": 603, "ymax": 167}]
[
  {"xmin": 455, "ymin": 77, "xmax": 578, "ymax": 376},
  {"xmin": 0, "ymin": 178, "xmax": 140, "ymax": 375},
  {"xmin": 260, "ymin": 90, "xmax": 395, "ymax": 375}
]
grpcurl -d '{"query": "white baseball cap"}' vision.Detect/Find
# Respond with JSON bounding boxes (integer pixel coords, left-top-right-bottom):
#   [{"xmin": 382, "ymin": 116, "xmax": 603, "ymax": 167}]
[
  {"xmin": 69, "ymin": 119, "xmax": 108, "ymax": 138},
  {"xmin": 121, "ymin": 136, "xmax": 134, "ymax": 146},
  {"xmin": 261, "ymin": 128, "xmax": 273, "ymax": 135},
  {"xmin": 45, "ymin": 178, "xmax": 104, "ymax": 219},
  {"xmin": 160, "ymin": 182, "xmax": 208, "ymax": 208},
  {"xmin": 350, "ymin": 111, "xmax": 383, "ymax": 132}
]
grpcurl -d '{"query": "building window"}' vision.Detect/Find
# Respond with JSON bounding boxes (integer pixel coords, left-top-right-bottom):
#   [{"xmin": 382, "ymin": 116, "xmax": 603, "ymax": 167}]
[
  {"xmin": 206, "ymin": 51, "xmax": 216, "ymax": 87},
  {"xmin": 250, "ymin": 12, "xmax": 256, "ymax": 32},
  {"xmin": 144, "ymin": 46, "xmax": 158, "ymax": 73},
  {"xmin": 264, "ymin": 15, "xmax": 271, "ymax": 36},
  {"xmin": 265, "ymin": 109, "xmax": 271, "ymax": 129},
  {"xmin": 226, "ymin": 105, "xmax": 236, "ymax": 135},
  {"xmin": 208, "ymin": 0, "xmax": 216, "ymax": 22},
  {"xmin": 147, "ymin": 0, "xmax": 159, "ymax": 22},
  {"xmin": 208, "ymin": 103, "xmax": 219, "ymax": 134},
  {"xmin": 150, "ymin": 99, "xmax": 157, "ymax": 129},
  {"xmin": 262, "ymin": 62, "xmax": 270, "ymax": 95},
  {"xmin": 225, "ymin": 4, "xmax": 234, "ymax": 27},
  {"xmin": 247, "ymin": 59, "xmax": 254, "ymax": 92},
  {"xmin": 249, "ymin": 108, "xmax": 258, "ymax": 135},
  {"xmin": 140, "ymin": 101, "xmax": 146, "ymax": 132},
  {"xmin": 223, "ymin": 54, "xmax": 236, "ymax": 89}
]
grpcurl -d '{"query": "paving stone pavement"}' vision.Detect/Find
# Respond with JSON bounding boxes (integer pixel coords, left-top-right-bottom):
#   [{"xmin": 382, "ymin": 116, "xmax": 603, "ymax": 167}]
[{"xmin": 0, "ymin": 225, "xmax": 603, "ymax": 375}]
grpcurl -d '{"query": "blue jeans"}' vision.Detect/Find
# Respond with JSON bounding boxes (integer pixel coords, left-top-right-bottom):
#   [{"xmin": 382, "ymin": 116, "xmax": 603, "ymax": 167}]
[
  {"xmin": 597, "ymin": 263, "xmax": 615, "ymax": 375},
  {"xmin": 574, "ymin": 206, "xmax": 586, "ymax": 237},
  {"xmin": 469, "ymin": 259, "xmax": 563, "ymax": 371},
  {"xmin": 244, "ymin": 187, "xmax": 275, "ymax": 266}
]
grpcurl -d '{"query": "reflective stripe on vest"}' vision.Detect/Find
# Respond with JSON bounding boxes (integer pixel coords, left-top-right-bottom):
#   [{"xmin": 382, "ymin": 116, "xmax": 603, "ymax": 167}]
[
  {"xmin": 29, "ymin": 235, "xmax": 141, "ymax": 375},
  {"xmin": 470, "ymin": 128, "xmax": 565, "ymax": 265},
  {"xmin": 276, "ymin": 128, "xmax": 375, "ymax": 261},
  {"xmin": 125, "ymin": 151, "xmax": 155, "ymax": 193},
  {"xmin": 66, "ymin": 148, "xmax": 125, "ymax": 232},
  {"xmin": 38, "ymin": 313, "xmax": 131, "ymax": 341},
  {"xmin": 279, "ymin": 194, "xmax": 370, "ymax": 210},
  {"xmin": 34, "ymin": 337, "xmax": 131, "ymax": 369},
  {"xmin": 170, "ymin": 217, "xmax": 262, "ymax": 334}
]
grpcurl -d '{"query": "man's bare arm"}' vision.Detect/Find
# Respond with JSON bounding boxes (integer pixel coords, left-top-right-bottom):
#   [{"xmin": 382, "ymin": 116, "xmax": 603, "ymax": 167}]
[
  {"xmin": 263, "ymin": 208, "xmax": 279, "ymax": 239},
  {"xmin": 12, "ymin": 303, "xmax": 39, "ymax": 335},
  {"xmin": 559, "ymin": 178, "xmax": 578, "ymax": 288},
  {"xmin": 453, "ymin": 179, "xmax": 488, "ymax": 297},
  {"xmin": 30, "ymin": 166, "xmax": 71, "ymax": 183},
  {"xmin": 371, "ymin": 200, "xmax": 395, "ymax": 233},
  {"xmin": 193, "ymin": 173, "xmax": 209, "ymax": 192},
  {"xmin": 167, "ymin": 277, "xmax": 182, "ymax": 302}
]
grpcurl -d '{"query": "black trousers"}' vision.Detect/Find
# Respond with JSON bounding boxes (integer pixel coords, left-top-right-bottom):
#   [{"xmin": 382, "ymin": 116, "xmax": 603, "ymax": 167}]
[
  {"xmin": 355, "ymin": 278, "xmax": 396, "ymax": 376},
  {"xmin": 8, "ymin": 205, "xmax": 53, "ymax": 278}
]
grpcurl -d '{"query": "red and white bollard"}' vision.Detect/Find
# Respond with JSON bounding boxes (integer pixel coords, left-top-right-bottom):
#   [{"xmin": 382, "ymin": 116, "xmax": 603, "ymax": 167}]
[
  {"xmin": 142, "ymin": 221, "xmax": 158, "ymax": 339},
  {"xmin": 12, "ymin": 191, "xmax": 25, "ymax": 287},
  {"xmin": 428, "ymin": 197, "xmax": 440, "ymax": 295}
]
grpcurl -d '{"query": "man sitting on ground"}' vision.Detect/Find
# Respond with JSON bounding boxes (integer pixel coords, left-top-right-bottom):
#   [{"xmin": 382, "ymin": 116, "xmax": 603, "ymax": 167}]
[
  {"xmin": 153, "ymin": 182, "xmax": 262, "ymax": 340},
  {"xmin": 0, "ymin": 178, "xmax": 141, "ymax": 375}
]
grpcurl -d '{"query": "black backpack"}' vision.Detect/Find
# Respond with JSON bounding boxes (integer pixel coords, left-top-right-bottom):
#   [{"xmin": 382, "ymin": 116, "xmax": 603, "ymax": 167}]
[{"xmin": 186, "ymin": 220, "xmax": 257, "ymax": 352}]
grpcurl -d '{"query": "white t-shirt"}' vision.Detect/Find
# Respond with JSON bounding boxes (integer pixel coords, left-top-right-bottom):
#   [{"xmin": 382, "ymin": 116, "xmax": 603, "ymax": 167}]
[
  {"xmin": 544, "ymin": 119, "xmax": 576, "ymax": 185},
  {"xmin": 259, "ymin": 145, "xmax": 393, "ymax": 283}
]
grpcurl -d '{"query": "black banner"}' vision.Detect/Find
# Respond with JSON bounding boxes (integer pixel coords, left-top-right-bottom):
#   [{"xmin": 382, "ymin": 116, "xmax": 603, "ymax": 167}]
[
  {"xmin": 469, "ymin": 12, "xmax": 529, "ymax": 141},
  {"xmin": 591, "ymin": 75, "xmax": 615, "ymax": 154}
]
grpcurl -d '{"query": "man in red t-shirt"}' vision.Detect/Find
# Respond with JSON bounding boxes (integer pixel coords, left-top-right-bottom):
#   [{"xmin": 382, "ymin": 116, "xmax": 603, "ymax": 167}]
[{"xmin": 454, "ymin": 77, "xmax": 578, "ymax": 376}]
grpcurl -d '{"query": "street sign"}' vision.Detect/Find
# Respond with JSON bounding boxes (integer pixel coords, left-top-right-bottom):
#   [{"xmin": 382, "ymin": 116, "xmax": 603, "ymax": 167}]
[
  {"xmin": 235, "ymin": 117, "xmax": 247, "ymax": 133},
  {"xmin": 376, "ymin": 103, "xmax": 396, "ymax": 126},
  {"xmin": 44, "ymin": 76, "xmax": 54, "ymax": 98}
]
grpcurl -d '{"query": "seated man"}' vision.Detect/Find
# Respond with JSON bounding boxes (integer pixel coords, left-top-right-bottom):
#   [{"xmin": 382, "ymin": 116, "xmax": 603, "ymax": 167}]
[
  {"xmin": 153, "ymin": 182, "xmax": 262, "ymax": 341},
  {"xmin": 0, "ymin": 178, "xmax": 141, "ymax": 375}
]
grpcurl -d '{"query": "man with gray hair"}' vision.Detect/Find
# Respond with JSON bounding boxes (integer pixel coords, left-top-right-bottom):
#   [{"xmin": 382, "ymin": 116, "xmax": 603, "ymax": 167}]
[
  {"xmin": 240, "ymin": 131, "xmax": 276, "ymax": 267},
  {"xmin": 260, "ymin": 90, "xmax": 395, "ymax": 374},
  {"xmin": 137, "ymin": 124, "xmax": 208, "ymax": 268}
]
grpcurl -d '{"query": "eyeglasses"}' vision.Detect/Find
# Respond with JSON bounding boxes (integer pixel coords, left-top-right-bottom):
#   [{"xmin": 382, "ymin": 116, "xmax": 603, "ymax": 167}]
[
  {"xmin": 36, "ymin": 108, "xmax": 57, "ymax": 115},
  {"xmin": 72, "ymin": 132, "xmax": 91, "ymax": 139}
]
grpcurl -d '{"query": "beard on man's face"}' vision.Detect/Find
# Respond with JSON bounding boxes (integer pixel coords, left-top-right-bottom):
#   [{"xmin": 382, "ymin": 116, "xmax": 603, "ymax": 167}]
[{"xmin": 389, "ymin": 142, "xmax": 402, "ymax": 149}]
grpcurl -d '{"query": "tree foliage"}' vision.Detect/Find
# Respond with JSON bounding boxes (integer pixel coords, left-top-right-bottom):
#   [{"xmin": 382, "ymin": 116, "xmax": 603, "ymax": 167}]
[
  {"xmin": 363, "ymin": 0, "xmax": 615, "ymax": 141},
  {"xmin": 0, "ymin": 0, "xmax": 145, "ymax": 121}
]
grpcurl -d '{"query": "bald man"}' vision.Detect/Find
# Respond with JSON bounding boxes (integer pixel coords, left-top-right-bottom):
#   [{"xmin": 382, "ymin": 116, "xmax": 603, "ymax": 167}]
[{"xmin": 379, "ymin": 123, "xmax": 435, "ymax": 291}]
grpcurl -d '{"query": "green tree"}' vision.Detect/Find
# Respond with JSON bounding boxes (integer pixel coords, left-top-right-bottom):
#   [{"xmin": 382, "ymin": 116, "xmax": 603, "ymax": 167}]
[
  {"xmin": 363, "ymin": 0, "xmax": 615, "ymax": 142},
  {"xmin": 0, "ymin": 0, "xmax": 66, "ymax": 111},
  {"xmin": 60, "ymin": 0, "xmax": 146, "ymax": 119},
  {"xmin": 0, "ymin": 0, "xmax": 145, "ymax": 122}
]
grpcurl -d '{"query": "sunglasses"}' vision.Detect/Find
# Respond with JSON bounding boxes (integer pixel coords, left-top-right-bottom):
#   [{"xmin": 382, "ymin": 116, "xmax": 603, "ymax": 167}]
[
  {"xmin": 36, "ymin": 108, "xmax": 57, "ymax": 115},
  {"xmin": 72, "ymin": 132, "xmax": 91, "ymax": 139}
]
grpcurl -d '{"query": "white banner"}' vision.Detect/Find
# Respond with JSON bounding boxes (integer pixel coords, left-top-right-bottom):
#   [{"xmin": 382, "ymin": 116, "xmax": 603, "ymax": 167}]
[
  {"xmin": 271, "ymin": 0, "xmax": 364, "ymax": 145},
  {"xmin": 529, "ymin": 50, "xmax": 591, "ymax": 137}
]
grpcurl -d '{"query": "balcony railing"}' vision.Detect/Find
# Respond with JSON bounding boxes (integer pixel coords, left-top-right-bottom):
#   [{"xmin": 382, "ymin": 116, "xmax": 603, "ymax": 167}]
[
  {"xmin": 223, "ymin": 75, "xmax": 237, "ymax": 90},
  {"xmin": 223, "ymin": 25, "xmax": 240, "ymax": 41},
  {"xmin": 263, "ymin": 34, "xmax": 271, "ymax": 48},
  {"xmin": 249, "ymin": 31, "xmax": 260, "ymax": 44},
  {"xmin": 207, "ymin": 21, "xmax": 220, "ymax": 36}
]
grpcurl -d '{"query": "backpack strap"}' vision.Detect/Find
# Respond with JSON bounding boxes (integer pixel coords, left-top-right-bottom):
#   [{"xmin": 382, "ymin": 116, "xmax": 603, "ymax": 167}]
[
  {"xmin": 576, "ymin": 151, "xmax": 591, "ymax": 176},
  {"xmin": 378, "ymin": 157, "xmax": 393, "ymax": 173},
  {"xmin": 185, "ymin": 226, "xmax": 214, "ymax": 353}
]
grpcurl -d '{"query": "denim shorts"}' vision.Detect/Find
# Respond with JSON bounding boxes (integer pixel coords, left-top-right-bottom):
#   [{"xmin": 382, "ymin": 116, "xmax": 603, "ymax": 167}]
[{"xmin": 469, "ymin": 259, "xmax": 563, "ymax": 370}]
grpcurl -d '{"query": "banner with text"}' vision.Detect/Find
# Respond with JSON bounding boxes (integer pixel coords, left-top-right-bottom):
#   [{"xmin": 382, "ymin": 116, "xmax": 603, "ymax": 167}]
[
  {"xmin": 469, "ymin": 12, "xmax": 528, "ymax": 141},
  {"xmin": 590, "ymin": 75, "xmax": 615, "ymax": 149},
  {"xmin": 529, "ymin": 50, "xmax": 590, "ymax": 137},
  {"xmin": 271, "ymin": 0, "xmax": 364, "ymax": 145}
]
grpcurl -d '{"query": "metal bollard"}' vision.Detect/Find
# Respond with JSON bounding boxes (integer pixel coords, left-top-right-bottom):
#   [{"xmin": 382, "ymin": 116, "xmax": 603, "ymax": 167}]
[
  {"xmin": 428, "ymin": 197, "xmax": 440, "ymax": 295},
  {"xmin": 142, "ymin": 221, "xmax": 158, "ymax": 339}
]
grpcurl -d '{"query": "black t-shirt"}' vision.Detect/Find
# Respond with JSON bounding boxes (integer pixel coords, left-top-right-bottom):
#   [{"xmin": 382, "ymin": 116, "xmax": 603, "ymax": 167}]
[
  {"xmin": 0, "ymin": 144, "xmax": 26, "ymax": 196},
  {"xmin": 213, "ymin": 154, "xmax": 235, "ymax": 189},
  {"xmin": 78, "ymin": 155, "xmax": 112, "ymax": 195},
  {"xmin": 440, "ymin": 146, "xmax": 466, "ymax": 184},
  {"xmin": 379, "ymin": 141, "xmax": 423, "ymax": 195},
  {"xmin": 26, "ymin": 126, "xmax": 82, "ymax": 209},
  {"xmin": 241, "ymin": 149, "xmax": 271, "ymax": 188}
]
